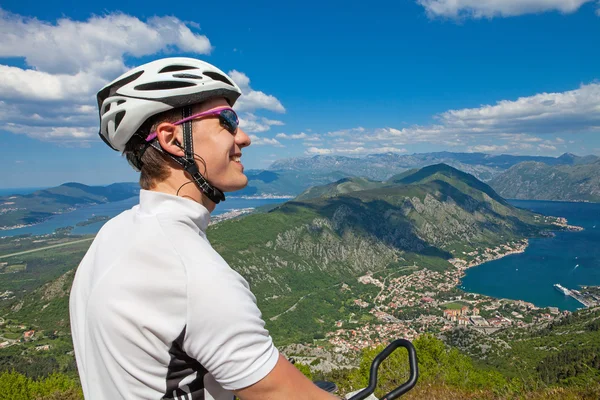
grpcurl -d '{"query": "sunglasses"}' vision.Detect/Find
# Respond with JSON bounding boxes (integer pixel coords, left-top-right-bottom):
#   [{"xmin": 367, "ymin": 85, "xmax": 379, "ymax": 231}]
[{"xmin": 145, "ymin": 106, "xmax": 239, "ymax": 142}]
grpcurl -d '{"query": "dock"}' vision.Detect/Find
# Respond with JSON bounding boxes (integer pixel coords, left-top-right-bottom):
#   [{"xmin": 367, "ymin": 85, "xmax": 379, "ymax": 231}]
[{"xmin": 555, "ymin": 283, "xmax": 596, "ymax": 307}]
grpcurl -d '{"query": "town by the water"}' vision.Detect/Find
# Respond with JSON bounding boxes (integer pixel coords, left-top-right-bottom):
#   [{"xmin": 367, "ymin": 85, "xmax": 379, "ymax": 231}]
[{"xmin": 281, "ymin": 235, "xmax": 600, "ymax": 371}]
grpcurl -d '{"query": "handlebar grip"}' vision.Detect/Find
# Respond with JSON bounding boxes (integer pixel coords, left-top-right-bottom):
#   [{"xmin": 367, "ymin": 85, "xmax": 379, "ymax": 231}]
[{"xmin": 347, "ymin": 339, "xmax": 418, "ymax": 400}]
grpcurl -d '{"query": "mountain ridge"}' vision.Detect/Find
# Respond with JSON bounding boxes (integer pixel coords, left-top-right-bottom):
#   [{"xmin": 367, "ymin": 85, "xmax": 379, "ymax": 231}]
[{"xmin": 490, "ymin": 160, "xmax": 600, "ymax": 202}]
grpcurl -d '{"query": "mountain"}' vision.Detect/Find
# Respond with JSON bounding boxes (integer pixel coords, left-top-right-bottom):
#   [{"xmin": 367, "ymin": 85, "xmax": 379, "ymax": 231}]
[
  {"xmin": 209, "ymin": 164, "xmax": 561, "ymax": 344},
  {"xmin": 489, "ymin": 161, "xmax": 600, "ymax": 202},
  {"xmin": 269, "ymin": 152, "xmax": 599, "ymax": 182},
  {"xmin": 236, "ymin": 152, "xmax": 599, "ymax": 198},
  {"xmin": 1, "ymin": 164, "xmax": 560, "ymax": 345},
  {"xmin": 233, "ymin": 169, "xmax": 352, "ymax": 197},
  {"xmin": 295, "ymin": 177, "xmax": 384, "ymax": 201},
  {"xmin": 0, "ymin": 182, "xmax": 139, "ymax": 229}
]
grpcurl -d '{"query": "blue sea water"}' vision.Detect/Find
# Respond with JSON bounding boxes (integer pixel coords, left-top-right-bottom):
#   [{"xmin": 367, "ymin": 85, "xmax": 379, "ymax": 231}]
[
  {"xmin": 461, "ymin": 200, "xmax": 600, "ymax": 311},
  {"xmin": 0, "ymin": 196, "xmax": 289, "ymax": 237}
]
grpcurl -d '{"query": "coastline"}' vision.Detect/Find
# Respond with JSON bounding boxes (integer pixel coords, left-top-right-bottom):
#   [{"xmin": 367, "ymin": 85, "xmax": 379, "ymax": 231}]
[
  {"xmin": 508, "ymin": 197, "xmax": 597, "ymax": 204},
  {"xmin": 450, "ymin": 216, "xmax": 587, "ymax": 310},
  {"xmin": 449, "ymin": 239, "xmax": 529, "ymax": 275}
]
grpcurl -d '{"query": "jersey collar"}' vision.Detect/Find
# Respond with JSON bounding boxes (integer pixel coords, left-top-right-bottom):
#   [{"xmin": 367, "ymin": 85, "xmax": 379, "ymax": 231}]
[{"xmin": 138, "ymin": 189, "xmax": 210, "ymax": 233}]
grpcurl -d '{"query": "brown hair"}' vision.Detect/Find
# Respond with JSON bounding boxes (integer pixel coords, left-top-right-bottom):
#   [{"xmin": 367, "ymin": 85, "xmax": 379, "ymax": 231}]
[{"xmin": 123, "ymin": 108, "xmax": 182, "ymax": 190}]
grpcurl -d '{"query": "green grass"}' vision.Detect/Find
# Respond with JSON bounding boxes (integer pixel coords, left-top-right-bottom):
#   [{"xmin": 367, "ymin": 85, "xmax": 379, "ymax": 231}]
[
  {"xmin": 2, "ymin": 264, "xmax": 26, "ymax": 273},
  {"xmin": 444, "ymin": 301, "xmax": 468, "ymax": 310}
]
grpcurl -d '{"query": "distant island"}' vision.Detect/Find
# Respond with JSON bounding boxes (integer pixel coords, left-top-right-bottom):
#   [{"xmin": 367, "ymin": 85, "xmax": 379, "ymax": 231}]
[
  {"xmin": 0, "ymin": 183, "xmax": 139, "ymax": 230},
  {"xmin": 75, "ymin": 215, "xmax": 110, "ymax": 227}
]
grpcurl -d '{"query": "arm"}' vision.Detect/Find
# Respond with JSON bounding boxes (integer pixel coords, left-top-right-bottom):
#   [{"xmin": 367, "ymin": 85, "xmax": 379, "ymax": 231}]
[
  {"xmin": 234, "ymin": 353, "xmax": 340, "ymax": 400},
  {"xmin": 182, "ymin": 256, "xmax": 334, "ymax": 398}
]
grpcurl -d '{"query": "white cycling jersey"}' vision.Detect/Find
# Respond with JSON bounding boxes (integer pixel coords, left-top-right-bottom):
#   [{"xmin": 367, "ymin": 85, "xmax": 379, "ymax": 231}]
[{"xmin": 69, "ymin": 190, "xmax": 279, "ymax": 400}]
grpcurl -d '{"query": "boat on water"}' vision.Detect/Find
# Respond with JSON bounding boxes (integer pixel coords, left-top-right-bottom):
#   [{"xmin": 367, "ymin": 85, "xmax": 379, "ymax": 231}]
[{"xmin": 554, "ymin": 283, "xmax": 571, "ymax": 296}]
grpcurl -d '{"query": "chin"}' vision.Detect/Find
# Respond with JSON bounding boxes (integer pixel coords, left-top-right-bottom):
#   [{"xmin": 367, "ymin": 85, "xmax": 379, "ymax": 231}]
[{"xmin": 220, "ymin": 176, "xmax": 248, "ymax": 193}]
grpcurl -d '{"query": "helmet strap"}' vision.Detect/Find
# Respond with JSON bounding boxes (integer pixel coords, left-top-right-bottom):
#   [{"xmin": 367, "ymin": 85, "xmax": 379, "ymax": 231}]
[{"xmin": 149, "ymin": 106, "xmax": 226, "ymax": 204}]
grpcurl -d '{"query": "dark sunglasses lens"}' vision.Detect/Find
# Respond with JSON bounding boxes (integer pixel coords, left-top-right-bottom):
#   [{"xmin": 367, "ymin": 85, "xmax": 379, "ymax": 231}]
[{"xmin": 219, "ymin": 110, "xmax": 238, "ymax": 134}]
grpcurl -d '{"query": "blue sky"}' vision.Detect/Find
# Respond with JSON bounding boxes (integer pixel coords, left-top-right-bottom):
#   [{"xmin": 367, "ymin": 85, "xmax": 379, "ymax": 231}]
[{"xmin": 1, "ymin": 0, "xmax": 599, "ymax": 187}]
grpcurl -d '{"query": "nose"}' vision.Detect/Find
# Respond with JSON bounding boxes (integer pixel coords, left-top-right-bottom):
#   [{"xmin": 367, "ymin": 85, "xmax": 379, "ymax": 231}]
[{"xmin": 235, "ymin": 128, "xmax": 251, "ymax": 148}]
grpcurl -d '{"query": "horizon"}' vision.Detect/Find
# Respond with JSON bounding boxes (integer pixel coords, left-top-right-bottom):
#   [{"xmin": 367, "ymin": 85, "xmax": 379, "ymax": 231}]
[
  {"xmin": 0, "ymin": 149, "xmax": 595, "ymax": 189},
  {"xmin": 1, "ymin": 0, "xmax": 599, "ymax": 187}
]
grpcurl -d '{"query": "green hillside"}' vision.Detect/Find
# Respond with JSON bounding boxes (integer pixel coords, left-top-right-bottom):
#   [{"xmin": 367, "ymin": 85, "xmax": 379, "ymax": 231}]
[
  {"xmin": 295, "ymin": 177, "xmax": 384, "ymax": 201},
  {"xmin": 442, "ymin": 306, "xmax": 600, "ymax": 391},
  {"xmin": 208, "ymin": 164, "xmax": 558, "ymax": 343}
]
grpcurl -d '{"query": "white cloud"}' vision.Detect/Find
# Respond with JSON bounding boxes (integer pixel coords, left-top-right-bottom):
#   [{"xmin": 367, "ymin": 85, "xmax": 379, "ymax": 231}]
[
  {"xmin": 290, "ymin": 82, "xmax": 598, "ymax": 158},
  {"xmin": 0, "ymin": 9, "xmax": 284, "ymax": 144},
  {"xmin": 305, "ymin": 147, "xmax": 333, "ymax": 155},
  {"xmin": 229, "ymin": 70, "xmax": 285, "ymax": 113},
  {"xmin": 334, "ymin": 146, "xmax": 407, "ymax": 155},
  {"xmin": 0, "ymin": 64, "xmax": 105, "ymax": 101},
  {"xmin": 538, "ymin": 143, "xmax": 557, "ymax": 151},
  {"xmin": 304, "ymin": 143, "xmax": 406, "ymax": 156},
  {"xmin": 371, "ymin": 147, "xmax": 408, "ymax": 154},
  {"xmin": 303, "ymin": 135, "xmax": 323, "ymax": 142},
  {"xmin": 4, "ymin": 123, "xmax": 96, "ymax": 140},
  {"xmin": 276, "ymin": 132, "xmax": 308, "ymax": 139},
  {"xmin": 417, "ymin": 0, "xmax": 594, "ymax": 19},
  {"xmin": 249, "ymin": 134, "xmax": 284, "ymax": 147},
  {"xmin": 497, "ymin": 133, "xmax": 543, "ymax": 142},
  {"xmin": 239, "ymin": 113, "xmax": 284, "ymax": 133},
  {"xmin": 0, "ymin": 10, "xmax": 212, "ymax": 77},
  {"xmin": 435, "ymin": 83, "xmax": 600, "ymax": 135},
  {"xmin": 467, "ymin": 144, "xmax": 511, "ymax": 153}
]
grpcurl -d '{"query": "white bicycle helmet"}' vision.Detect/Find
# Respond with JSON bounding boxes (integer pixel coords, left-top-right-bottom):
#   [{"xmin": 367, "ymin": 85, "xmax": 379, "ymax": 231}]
[{"xmin": 97, "ymin": 57, "xmax": 242, "ymax": 152}]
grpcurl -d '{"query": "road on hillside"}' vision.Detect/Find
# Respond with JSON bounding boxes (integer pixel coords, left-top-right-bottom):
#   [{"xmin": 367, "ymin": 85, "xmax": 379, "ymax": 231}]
[{"xmin": 0, "ymin": 238, "xmax": 94, "ymax": 260}]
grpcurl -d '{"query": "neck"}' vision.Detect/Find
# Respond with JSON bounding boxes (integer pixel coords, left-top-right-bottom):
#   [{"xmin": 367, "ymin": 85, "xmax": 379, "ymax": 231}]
[{"xmin": 152, "ymin": 176, "xmax": 216, "ymax": 213}]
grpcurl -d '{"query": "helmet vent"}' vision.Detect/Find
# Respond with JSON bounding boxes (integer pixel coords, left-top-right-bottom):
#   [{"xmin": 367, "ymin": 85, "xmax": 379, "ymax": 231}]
[
  {"xmin": 114, "ymin": 111, "xmax": 126, "ymax": 130},
  {"xmin": 159, "ymin": 65, "xmax": 198, "ymax": 73},
  {"xmin": 103, "ymin": 103, "xmax": 111, "ymax": 114},
  {"xmin": 173, "ymin": 73, "xmax": 203, "ymax": 79},
  {"xmin": 203, "ymin": 71, "xmax": 234, "ymax": 87},
  {"xmin": 134, "ymin": 81, "xmax": 196, "ymax": 91},
  {"xmin": 97, "ymin": 71, "xmax": 144, "ymax": 105},
  {"xmin": 117, "ymin": 100, "xmax": 126, "ymax": 105}
]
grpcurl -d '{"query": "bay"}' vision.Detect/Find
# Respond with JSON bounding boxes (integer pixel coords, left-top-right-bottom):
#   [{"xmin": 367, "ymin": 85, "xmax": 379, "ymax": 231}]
[
  {"xmin": 0, "ymin": 196, "xmax": 290, "ymax": 237},
  {"xmin": 461, "ymin": 200, "xmax": 600, "ymax": 311}
]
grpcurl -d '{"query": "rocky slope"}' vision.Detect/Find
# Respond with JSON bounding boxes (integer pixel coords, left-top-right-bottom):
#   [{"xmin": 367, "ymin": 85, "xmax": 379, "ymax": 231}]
[{"xmin": 490, "ymin": 160, "xmax": 600, "ymax": 202}]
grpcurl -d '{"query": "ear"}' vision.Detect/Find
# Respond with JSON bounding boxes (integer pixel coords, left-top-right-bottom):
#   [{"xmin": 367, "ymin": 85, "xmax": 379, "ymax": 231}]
[{"xmin": 155, "ymin": 122, "xmax": 184, "ymax": 157}]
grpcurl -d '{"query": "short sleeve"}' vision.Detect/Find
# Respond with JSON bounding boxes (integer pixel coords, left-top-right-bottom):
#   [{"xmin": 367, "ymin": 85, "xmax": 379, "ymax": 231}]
[{"xmin": 182, "ymin": 259, "xmax": 279, "ymax": 391}]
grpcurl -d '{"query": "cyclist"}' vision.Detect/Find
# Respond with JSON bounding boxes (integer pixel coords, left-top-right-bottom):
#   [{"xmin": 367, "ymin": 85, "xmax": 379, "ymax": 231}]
[{"xmin": 69, "ymin": 57, "xmax": 340, "ymax": 400}]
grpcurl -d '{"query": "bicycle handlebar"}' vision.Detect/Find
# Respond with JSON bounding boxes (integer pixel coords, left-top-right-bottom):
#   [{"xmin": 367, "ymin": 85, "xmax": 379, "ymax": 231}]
[{"xmin": 346, "ymin": 339, "xmax": 419, "ymax": 400}]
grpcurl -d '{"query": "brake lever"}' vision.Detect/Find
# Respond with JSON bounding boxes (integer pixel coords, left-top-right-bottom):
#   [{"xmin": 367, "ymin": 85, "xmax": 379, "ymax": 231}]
[{"xmin": 347, "ymin": 339, "xmax": 418, "ymax": 400}]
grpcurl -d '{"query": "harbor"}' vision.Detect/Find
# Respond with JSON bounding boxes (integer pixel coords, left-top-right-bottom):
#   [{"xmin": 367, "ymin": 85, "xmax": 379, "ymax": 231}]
[{"xmin": 554, "ymin": 283, "xmax": 599, "ymax": 308}]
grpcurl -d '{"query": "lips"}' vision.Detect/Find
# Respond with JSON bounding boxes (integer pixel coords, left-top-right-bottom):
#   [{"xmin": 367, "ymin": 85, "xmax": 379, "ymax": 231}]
[{"xmin": 230, "ymin": 153, "xmax": 243, "ymax": 170}]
